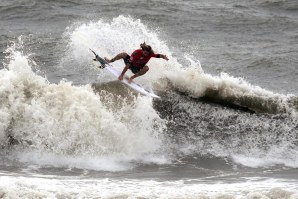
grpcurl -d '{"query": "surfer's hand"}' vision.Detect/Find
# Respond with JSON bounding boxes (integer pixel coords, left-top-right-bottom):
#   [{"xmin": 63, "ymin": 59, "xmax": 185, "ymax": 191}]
[
  {"xmin": 118, "ymin": 75, "xmax": 124, "ymax": 81},
  {"xmin": 162, "ymin": 54, "xmax": 169, "ymax": 61}
]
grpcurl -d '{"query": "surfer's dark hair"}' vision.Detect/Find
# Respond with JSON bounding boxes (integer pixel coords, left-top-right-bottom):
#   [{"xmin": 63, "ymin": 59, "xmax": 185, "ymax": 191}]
[{"xmin": 140, "ymin": 42, "xmax": 154, "ymax": 53}]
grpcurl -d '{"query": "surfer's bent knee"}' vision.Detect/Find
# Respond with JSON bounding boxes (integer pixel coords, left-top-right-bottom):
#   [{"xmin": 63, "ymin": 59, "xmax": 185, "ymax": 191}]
[
  {"xmin": 120, "ymin": 52, "xmax": 128, "ymax": 58},
  {"xmin": 143, "ymin": 65, "xmax": 149, "ymax": 72}
]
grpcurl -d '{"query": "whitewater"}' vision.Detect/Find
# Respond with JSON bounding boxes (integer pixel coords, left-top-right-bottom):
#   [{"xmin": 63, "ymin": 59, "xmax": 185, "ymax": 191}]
[{"xmin": 0, "ymin": 0, "xmax": 298, "ymax": 198}]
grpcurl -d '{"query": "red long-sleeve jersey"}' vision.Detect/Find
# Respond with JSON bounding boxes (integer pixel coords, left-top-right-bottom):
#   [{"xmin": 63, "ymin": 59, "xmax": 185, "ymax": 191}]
[{"xmin": 129, "ymin": 49, "xmax": 161, "ymax": 68}]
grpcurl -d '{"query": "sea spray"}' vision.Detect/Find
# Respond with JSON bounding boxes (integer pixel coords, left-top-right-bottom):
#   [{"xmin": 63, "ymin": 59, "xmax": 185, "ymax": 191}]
[
  {"xmin": 0, "ymin": 44, "xmax": 167, "ymax": 170},
  {"xmin": 66, "ymin": 15, "xmax": 175, "ymax": 88},
  {"xmin": 67, "ymin": 16, "xmax": 297, "ymax": 116}
]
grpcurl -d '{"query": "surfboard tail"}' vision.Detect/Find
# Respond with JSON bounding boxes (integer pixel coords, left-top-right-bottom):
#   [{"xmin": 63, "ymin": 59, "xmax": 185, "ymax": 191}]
[
  {"xmin": 90, "ymin": 48, "xmax": 107, "ymax": 69},
  {"xmin": 89, "ymin": 48, "xmax": 96, "ymax": 56}
]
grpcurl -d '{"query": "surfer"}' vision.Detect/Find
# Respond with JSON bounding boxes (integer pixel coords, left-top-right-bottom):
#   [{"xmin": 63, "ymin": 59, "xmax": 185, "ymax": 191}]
[{"xmin": 104, "ymin": 42, "xmax": 169, "ymax": 83}]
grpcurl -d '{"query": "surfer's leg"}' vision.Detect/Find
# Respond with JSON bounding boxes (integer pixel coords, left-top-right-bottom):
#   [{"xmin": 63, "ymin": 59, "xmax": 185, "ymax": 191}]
[
  {"xmin": 119, "ymin": 63, "xmax": 131, "ymax": 81},
  {"xmin": 105, "ymin": 52, "xmax": 128, "ymax": 63},
  {"xmin": 128, "ymin": 65, "xmax": 149, "ymax": 83},
  {"xmin": 137, "ymin": 65, "xmax": 149, "ymax": 76}
]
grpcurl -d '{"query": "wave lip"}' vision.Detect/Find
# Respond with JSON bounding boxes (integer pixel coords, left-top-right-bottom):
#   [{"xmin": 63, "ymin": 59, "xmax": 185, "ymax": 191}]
[{"xmin": 167, "ymin": 68, "xmax": 297, "ymax": 115}]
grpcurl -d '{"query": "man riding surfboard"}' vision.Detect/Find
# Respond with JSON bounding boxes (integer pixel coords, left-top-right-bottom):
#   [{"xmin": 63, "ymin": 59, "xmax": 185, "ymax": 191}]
[{"xmin": 104, "ymin": 42, "xmax": 169, "ymax": 83}]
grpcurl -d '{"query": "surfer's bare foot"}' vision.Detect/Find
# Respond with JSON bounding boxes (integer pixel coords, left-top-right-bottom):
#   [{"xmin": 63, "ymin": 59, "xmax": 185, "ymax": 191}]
[
  {"xmin": 104, "ymin": 57, "xmax": 111, "ymax": 63},
  {"xmin": 118, "ymin": 75, "xmax": 124, "ymax": 81},
  {"xmin": 128, "ymin": 77, "xmax": 133, "ymax": 84}
]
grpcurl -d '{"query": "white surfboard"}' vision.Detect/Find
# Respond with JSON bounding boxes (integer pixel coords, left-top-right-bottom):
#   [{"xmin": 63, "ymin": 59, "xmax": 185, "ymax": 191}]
[{"xmin": 90, "ymin": 49, "xmax": 160, "ymax": 98}]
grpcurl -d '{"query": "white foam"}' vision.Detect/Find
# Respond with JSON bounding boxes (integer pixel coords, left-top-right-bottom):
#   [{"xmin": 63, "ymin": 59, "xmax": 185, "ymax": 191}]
[
  {"xmin": 67, "ymin": 16, "xmax": 295, "ymax": 116},
  {"xmin": 67, "ymin": 15, "xmax": 176, "ymax": 87},
  {"xmin": 232, "ymin": 147, "xmax": 298, "ymax": 168},
  {"xmin": 2, "ymin": 15, "xmax": 297, "ymax": 172},
  {"xmin": 0, "ymin": 42, "xmax": 167, "ymax": 171},
  {"xmin": 0, "ymin": 175, "xmax": 297, "ymax": 199}
]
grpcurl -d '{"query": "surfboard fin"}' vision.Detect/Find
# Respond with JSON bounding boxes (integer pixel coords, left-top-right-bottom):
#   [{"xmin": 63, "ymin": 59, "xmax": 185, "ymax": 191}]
[{"xmin": 90, "ymin": 48, "xmax": 107, "ymax": 69}]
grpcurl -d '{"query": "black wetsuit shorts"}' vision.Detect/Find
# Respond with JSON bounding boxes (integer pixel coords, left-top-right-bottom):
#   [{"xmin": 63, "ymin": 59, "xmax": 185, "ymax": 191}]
[{"xmin": 123, "ymin": 55, "xmax": 142, "ymax": 74}]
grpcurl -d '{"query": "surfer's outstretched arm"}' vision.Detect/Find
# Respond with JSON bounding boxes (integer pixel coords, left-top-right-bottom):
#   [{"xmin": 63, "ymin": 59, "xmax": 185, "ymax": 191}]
[{"xmin": 160, "ymin": 54, "xmax": 169, "ymax": 61}]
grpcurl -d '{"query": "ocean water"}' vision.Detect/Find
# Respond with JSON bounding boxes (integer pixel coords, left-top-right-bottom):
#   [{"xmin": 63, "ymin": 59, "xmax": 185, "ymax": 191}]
[{"xmin": 0, "ymin": 0, "xmax": 298, "ymax": 198}]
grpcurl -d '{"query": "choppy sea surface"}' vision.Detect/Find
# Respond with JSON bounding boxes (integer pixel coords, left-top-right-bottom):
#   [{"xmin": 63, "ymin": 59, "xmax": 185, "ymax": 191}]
[{"xmin": 0, "ymin": 0, "xmax": 298, "ymax": 198}]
